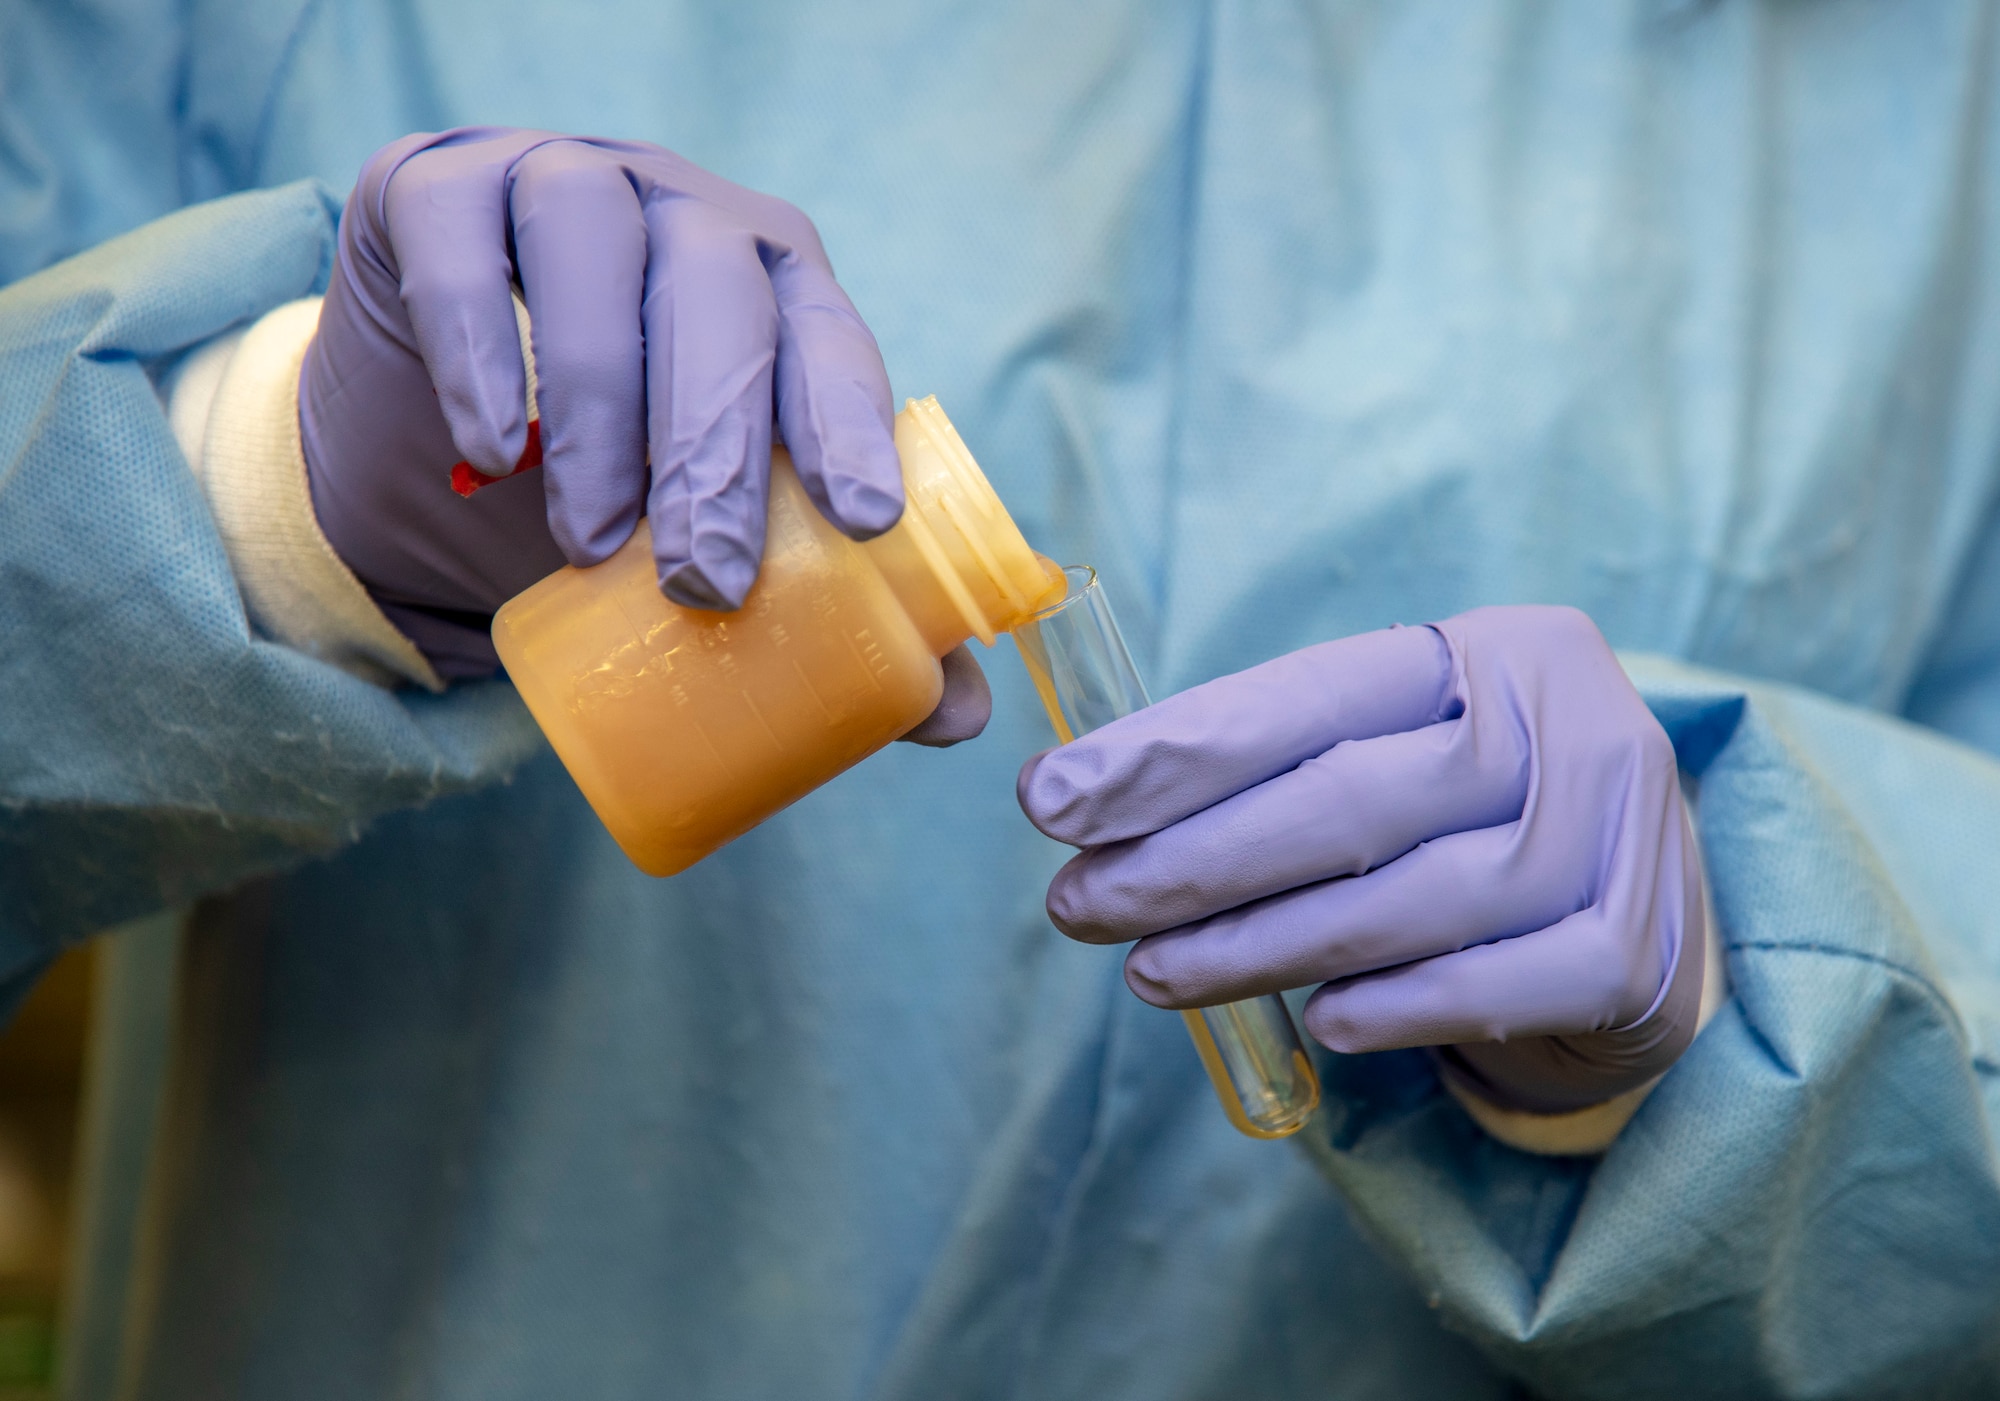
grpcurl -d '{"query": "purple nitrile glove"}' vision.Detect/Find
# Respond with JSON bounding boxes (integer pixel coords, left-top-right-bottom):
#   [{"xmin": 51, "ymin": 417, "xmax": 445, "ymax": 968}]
[
  {"xmin": 1016, "ymin": 605, "xmax": 1707, "ymax": 1116},
  {"xmin": 299, "ymin": 127, "xmax": 989, "ymax": 741}
]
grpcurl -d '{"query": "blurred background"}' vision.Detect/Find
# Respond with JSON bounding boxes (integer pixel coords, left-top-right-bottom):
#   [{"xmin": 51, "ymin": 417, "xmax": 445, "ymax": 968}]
[
  {"xmin": 0, "ymin": 944, "xmax": 95, "ymax": 1399},
  {"xmin": 0, "ymin": 916, "xmax": 178, "ymax": 1401}
]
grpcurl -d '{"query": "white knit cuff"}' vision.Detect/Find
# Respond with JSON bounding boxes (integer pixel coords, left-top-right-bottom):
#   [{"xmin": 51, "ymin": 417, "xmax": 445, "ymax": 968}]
[{"xmin": 171, "ymin": 298, "xmax": 444, "ymax": 692}]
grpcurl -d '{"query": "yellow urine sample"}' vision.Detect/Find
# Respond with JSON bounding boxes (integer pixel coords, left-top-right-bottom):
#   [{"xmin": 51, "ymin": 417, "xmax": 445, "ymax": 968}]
[{"xmin": 492, "ymin": 397, "xmax": 1063, "ymax": 877}]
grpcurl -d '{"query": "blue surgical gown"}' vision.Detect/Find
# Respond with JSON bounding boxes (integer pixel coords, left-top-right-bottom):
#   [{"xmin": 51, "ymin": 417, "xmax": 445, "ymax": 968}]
[{"xmin": 5, "ymin": 2, "xmax": 2000, "ymax": 1397}]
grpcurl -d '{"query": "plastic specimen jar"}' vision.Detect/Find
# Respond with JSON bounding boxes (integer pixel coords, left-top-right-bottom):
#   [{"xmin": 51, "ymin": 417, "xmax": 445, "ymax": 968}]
[
  {"xmin": 492, "ymin": 396, "xmax": 1062, "ymax": 877},
  {"xmin": 1013, "ymin": 566, "xmax": 1322, "ymax": 1140}
]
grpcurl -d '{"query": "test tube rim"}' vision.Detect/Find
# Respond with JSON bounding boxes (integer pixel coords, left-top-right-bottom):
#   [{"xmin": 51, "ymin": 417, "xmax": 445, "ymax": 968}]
[{"xmin": 1028, "ymin": 564, "xmax": 1099, "ymax": 624}]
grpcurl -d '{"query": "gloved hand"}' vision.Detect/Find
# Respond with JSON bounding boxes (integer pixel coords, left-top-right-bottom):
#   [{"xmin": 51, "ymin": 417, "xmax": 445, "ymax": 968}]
[
  {"xmin": 1017, "ymin": 605, "xmax": 1706, "ymax": 1115},
  {"xmin": 300, "ymin": 126, "xmax": 989, "ymax": 742}
]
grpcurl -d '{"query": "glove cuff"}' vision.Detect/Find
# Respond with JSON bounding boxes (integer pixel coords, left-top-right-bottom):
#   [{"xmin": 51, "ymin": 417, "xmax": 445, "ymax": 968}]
[
  {"xmin": 1438, "ymin": 884, "xmax": 1729, "ymax": 1156},
  {"xmin": 168, "ymin": 298, "xmax": 444, "ymax": 692}
]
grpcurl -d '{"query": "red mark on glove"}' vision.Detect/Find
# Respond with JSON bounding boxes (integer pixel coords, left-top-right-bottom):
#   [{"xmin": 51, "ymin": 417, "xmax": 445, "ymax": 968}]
[{"xmin": 450, "ymin": 418, "xmax": 544, "ymax": 497}]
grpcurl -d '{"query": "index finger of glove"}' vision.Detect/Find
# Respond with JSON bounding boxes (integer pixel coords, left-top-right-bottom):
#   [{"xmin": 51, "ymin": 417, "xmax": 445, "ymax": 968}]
[
  {"xmin": 382, "ymin": 141, "xmax": 534, "ymax": 479},
  {"xmin": 1018, "ymin": 623, "xmax": 1456, "ymax": 847},
  {"xmin": 1046, "ymin": 713, "xmax": 1528, "ymax": 945}
]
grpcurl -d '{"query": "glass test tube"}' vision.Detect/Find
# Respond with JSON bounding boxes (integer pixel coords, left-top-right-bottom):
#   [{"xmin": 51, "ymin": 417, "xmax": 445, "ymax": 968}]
[{"xmin": 1012, "ymin": 566, "xmax": 1321, "ymax": 1140}]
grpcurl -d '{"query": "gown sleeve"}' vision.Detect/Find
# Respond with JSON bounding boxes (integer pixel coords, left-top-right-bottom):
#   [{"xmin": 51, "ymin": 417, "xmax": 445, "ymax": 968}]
[
  {"xmin": 0, "ymin": 185, "xmax": 542, "ymax": 1003},
  {"xmin": 1297, "ymin": 653, "xmax": 2000, "ymax": 1397}
]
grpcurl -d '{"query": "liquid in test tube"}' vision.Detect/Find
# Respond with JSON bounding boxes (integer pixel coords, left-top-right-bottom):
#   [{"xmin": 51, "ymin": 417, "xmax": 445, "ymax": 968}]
[{"xmin": 1012, "ymin": 566, "xmax": 1321, "ymax": 1140}]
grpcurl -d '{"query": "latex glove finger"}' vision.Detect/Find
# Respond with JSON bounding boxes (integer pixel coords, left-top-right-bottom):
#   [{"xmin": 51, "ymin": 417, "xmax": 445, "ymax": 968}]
[
  {"xmin": 1018, "ymin": 623, "xmax": 1456, "ymax": 847},
  {"xmin": 1301, "ymin": 897, "xmax": 1683, "ymax": 1056},
  {"xmin": 509, "ymin": 141, "xmax": 648, "ymax": 566},
  {"xmin": 1043, "ymin": 712, "xmax": 1530, "ymax": 944},
  {"xmin": 1437, "ymin": 814, "xmax": 1709, "ymax": 1112},
  {"xmin": 379, "ymin": 134, "xmax": 536, "ymax": 479},
  {"xmin": 1299, "ymin": 783, "xmax": 1694, "ymax": 1052},
  {"xmin": 1115, "ymin": 823, "xmax": 1581, "ymax": 1000},
  {"xmin": 767, "ymin": 239, "xmax": 903, "ymax": 539},
  {"xmin": 899, "ymin": 645, "xmax": 991, "ymax": 747},
  {"xmin": 640, "ymin": 194, "xmax": 780, "ymax": 609}
]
